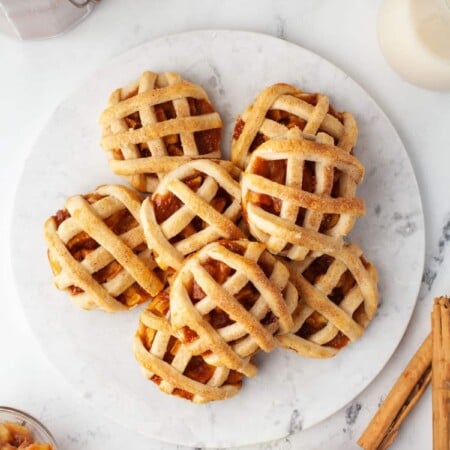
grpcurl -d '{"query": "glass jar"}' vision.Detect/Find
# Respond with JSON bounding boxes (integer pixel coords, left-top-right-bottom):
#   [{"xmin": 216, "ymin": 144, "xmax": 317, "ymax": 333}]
[
  {"xmin": 378, "ymin": 0, "xmax": 450, "ymax": 90},
  {"xmin": 0, "ymin": 0, "xmax": 98, "ymax": 40},
  {"xmin": 0, "ymin": 406, "xmax": 57, "ymax": 448}
]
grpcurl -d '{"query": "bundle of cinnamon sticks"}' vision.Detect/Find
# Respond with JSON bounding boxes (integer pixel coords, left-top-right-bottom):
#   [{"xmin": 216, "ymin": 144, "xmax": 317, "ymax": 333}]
[
  {"xmin": 358, "ymin": 296, "xmax": 450, "ymax": 450},
  {"xmin": 432, "ymin": 297, "xmax": 450, "ymax": 449}
]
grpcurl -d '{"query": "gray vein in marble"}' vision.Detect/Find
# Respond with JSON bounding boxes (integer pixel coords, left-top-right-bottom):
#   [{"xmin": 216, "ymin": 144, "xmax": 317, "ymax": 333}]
[
  {"xmin": 367, "ymin": 167, "xmax": 377, "ymax": 178},
  {"xmin": 341, "ymin": 402, "xmax": 362, "ymax": 439},
  {"xmin": 345, "ymin": 402, "xmax": 362, "ymax": 426},
  {"xmin": 422, "ymin": 268, "xmax": 437, "ymax": 292},
  {"xmin": 395, "ymin": 221, "xmax": 417, "ymax": 237},
  {"xmin": 207, "ymin": 60, "xmax": 225, "ymax": 95},
  {"xmin": 207, "ymin": 75, "xmax": 218, "ymax": 89},
  {"xmin": 421, "ymin": 213, "xmax": 450, "ymax": 293},
  {"xmin": 391, "ymin": 211, "xmax": 420, "ymax": 238},
  {"xmin": 437, "ymin": 218, "xmax": 450, "ymax": 261},
  {"xmin": 288, "ymin": 409, "xmax": 303, "ymax": 434},
  {"xmin": 260, "ymin": 437, "xmax": 292, "ymax": 450},
  {"xmin": 66, "ymin": 434, "xmax": 80, "ymax": 444},
  {"xmin": 275, "ymin": 15, "xmax": 286, "ymax": 40},
  {"xmin": 219, "ymin": 101, "xmax": 234, "ymax": 126}
]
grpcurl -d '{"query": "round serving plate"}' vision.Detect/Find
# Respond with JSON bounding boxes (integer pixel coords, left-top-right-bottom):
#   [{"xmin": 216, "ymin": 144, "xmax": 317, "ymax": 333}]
[{"xmin": 11, "ymin": 30, "xmax": 425, "ymax": 448}]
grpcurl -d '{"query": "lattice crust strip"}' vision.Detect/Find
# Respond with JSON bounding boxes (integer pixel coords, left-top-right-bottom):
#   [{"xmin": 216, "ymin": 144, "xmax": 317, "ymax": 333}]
[
  {"xmin": 133, "ymin": 297, "xmax": 243, "ymax": 403},
  {"xmin": 44, "ymin": 184, "xmax": 163, "ymax": 312},
  {"xmin": 100, "ymin": 71, "xmax": 223, "ymax": 192},
  {"xmin": 170, "ymin": 240, "xmax": 298, "ymax": 377},
  {"xmin": 241, "ymin": 132, "xmax": 365, "ymax": 261},
  {"xmin": 231, "ymin": 82, "xmax": 358, "ymax": 170},
  {"xmin": 141, "ymin": 159, "xmax": 244, "ymax": 271},
  {"xmin": 277, "ymin": 243, "xmax": 378, "ymax": 358}
]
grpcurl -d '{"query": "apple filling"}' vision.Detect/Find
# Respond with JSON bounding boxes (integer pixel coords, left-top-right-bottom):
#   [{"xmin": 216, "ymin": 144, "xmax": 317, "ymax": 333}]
[
  {"xmin": 153, "ymin": 174, "xmax": 233, "ymax": 244},
  {"xmin": 138, "ymin": 293, "xmax": 243, "ymax": 401},
  {"xmin": 233, "ymin": 92, "xmax": 344, "ymax": 152},
  {"xmin": 0, "ymin": 422, "xmax": 53, "ymax": 450},
  {"xmin": 297, "ymin": 254, "xmax": 369, "ymax": 349},
  {"xmin": 181, "ymin": 241, "xmax": 277, "ymax": 347},
  {"xmin": 112, "ymin": 95, "xmax": 221, "ymax": 160},
  {"xmin": 245, "ymin": 157, "xmax": 341, "ymax": 234},
  {"xmin": 49, "ymin": 193, "xmax": 152, "ymax": 307}
]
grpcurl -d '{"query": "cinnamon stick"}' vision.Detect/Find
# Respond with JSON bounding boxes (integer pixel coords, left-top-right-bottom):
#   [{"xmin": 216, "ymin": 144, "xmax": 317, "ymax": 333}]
[
  {"xmin": 432, "ymin": 297, "xmax": 450, "ymax": 450},
  {"xmin": 358, "ymin": 333, "xmax": 432, "ymax": 450}
]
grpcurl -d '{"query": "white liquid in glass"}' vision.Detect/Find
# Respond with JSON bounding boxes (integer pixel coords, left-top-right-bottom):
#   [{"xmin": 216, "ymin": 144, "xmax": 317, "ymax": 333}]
[{"xmin": 378, "ymin": 0, "xmax": 450, "ymax": 90}]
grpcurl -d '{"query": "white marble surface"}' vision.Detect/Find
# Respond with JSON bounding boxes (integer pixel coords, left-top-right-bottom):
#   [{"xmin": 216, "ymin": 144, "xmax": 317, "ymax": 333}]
[
  {"xmin": 1, "ymin": 1, "xmax": 449, "ymax": 449},
  {"xmin": 10, "ymin": 30, "xmax": 424, "ymax": 448}
]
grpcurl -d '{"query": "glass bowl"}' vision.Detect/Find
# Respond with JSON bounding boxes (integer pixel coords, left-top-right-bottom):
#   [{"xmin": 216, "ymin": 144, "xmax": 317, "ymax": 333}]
[{"xmin": 0, "ymin": 406, "xmax": 57, "ymax": 448}]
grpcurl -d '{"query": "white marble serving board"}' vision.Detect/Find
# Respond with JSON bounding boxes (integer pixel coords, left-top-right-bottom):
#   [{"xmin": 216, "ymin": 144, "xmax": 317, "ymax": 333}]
[{"xmin": 11, "ymin": 31, "xmax": 424, "ymax": 448}]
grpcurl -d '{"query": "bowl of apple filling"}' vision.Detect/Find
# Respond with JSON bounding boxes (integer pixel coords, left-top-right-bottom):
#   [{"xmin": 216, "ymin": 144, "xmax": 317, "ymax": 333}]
[{"xmin": 0, "ymin": 407, "xmax": 56, "ymax": 450}]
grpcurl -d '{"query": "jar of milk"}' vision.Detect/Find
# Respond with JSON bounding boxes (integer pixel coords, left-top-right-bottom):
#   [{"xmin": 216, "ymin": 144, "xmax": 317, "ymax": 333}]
[{"xmin": 378, "ymin": 0, "xmax": 450, "ymax": 90}]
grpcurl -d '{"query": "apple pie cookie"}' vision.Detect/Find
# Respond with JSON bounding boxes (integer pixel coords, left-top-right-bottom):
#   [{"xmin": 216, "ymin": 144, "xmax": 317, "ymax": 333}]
[
  {"xmin": 134, "ymin": 291, "xmax": 243, "ymax": 403},
  {"xmin": 100, "ymin": 71, "xmax": 222, "ymax": 192},
  {"xmin": 140, "ymin": 159, "xmax": 244, "ymax": 271},
  {"xmin": 170, "ymin": 240, "xmax": 298, "ymax": 377},
  {"xmin": 231, "ymin": 82, "xmax": 358, "ymax": 169},
  {"xmin": 277, "ymin": 243, "xmax": 378, "ymax": 358},
  {"xmin": 241, "ymin": 132, "xmax": 365, "ymax": 260},
  {"xmin": 44, "ymin": 185, "xmax": 164, "ymax": 312}
]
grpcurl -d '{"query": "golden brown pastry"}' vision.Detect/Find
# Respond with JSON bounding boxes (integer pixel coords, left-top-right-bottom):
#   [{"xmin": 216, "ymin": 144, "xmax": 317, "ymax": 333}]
[
  {"xmin": 140, "ymin": 159, "xmax": 244, "ymax": 271},
  {"xmin": 133, "ymin": 291, "xmax": 243, "ymax": 403},
  {"xmin": 44, "ymin": 184, "xmax": 164, "ymax": 312},
  {"xmin": 231, "ymin": 82, "xmax": 357, "ymax": 169},
  {"xmin": 100, "ymin": 71, "xmax": 222, "ymax": 192},
  {"xmin": 169, "ymin": 240, "xmax": 298, "ymax": 377},
  {"xmin": 277, "ymin": 243, "xmax": 378, "ymax": 358},
  {"xmin": 241, "ymin": 129, "xmax": 365, "ymax": 260}
]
